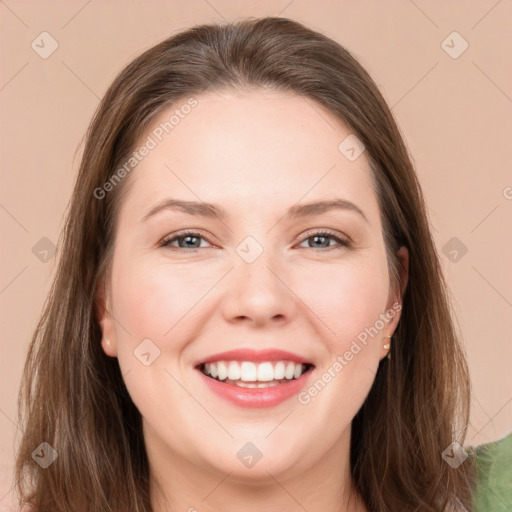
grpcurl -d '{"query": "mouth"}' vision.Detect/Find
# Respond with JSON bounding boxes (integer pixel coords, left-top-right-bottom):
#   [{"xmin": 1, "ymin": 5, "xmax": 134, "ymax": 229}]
[
  {"xmin": 196, "ymin": 360, "xmax": 315, "ymax": 388},
  {"xmin": 193, "ymin": 348, "xmax": 316, "ymax": 407}
]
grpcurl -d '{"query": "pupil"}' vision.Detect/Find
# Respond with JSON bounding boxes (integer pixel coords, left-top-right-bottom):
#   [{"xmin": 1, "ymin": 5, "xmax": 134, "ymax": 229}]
[
  {"xmin": 183, "ymin": 236, "xmax": 199, "ymax": 248},
  {"xmin": 312, "ymin": 235, "xmax": 328, "ymax": 248}
]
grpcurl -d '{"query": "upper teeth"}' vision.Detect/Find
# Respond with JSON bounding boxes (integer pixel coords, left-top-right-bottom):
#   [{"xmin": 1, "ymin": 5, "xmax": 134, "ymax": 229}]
[{"xmin": 202, "ymin": 361, "xmax": 307, "ymax": 382}]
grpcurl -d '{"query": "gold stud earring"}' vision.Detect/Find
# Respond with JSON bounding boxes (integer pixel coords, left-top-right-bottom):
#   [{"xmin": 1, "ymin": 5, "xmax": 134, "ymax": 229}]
[{"xmin": 383, "ymin": 335, "xmax": 392, "ymax": 359}]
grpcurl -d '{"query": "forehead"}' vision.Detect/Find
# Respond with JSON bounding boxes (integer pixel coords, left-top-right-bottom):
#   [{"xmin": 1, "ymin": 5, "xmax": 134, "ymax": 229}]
[{"xmin": 117, "ymin": 89, "xmax": 380, "ymax": 228}]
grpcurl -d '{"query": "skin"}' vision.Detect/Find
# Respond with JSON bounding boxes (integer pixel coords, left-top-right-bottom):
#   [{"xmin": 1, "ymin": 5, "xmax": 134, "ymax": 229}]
[{"xmin": 97, "ymin": 89, "xmax": 409, "ymax": 512}]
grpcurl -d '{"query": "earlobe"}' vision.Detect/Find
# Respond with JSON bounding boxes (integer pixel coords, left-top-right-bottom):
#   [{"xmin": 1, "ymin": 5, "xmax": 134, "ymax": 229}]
[
  {"xmin": 101, "ymin": 337, "xmax": 117, "ymax": 357},
  {"xmin": 96, "ymin": 276, "xmax": 118, "ymax": 357}
]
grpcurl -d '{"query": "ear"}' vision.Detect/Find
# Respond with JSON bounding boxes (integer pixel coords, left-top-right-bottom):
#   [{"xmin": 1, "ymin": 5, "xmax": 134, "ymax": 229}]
[
  {"xmin": 96, "ymin": 274, "xmax": 118, "ymax": 358},
  {"xmin": 383, "ymin": 245, "xmax": 409, "ymax": 340}
]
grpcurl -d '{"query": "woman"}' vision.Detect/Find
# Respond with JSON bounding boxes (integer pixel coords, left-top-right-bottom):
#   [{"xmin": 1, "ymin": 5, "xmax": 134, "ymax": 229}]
[{"xmin": 15, "ymin": 16, "xmax": 477, "ymax": 511}]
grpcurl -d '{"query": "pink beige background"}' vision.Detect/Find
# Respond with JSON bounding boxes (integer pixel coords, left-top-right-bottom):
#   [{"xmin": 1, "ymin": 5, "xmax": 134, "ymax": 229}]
[{"xmin": 1, "ymin": 0, "xmax": 511, "ymax": 507}]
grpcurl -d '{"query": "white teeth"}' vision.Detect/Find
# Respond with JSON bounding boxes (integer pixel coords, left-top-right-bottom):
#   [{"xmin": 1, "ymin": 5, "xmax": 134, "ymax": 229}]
[
  {"xmin": 285, "ymin": 361, "xmax": 295, "ymax": 380},
  {"xmin": 240, "ymin": 361, "xmax": 257, "ymax": 381},
  {"xmin": 274, "ymin": 361, "xmax": 285, "ymax": 379},
  {"xmin": 257, "ymin": 362, "xmax": 274, "ymax": 382},
  {"xmin": 228, "ymin": 361, "xmax": 241, "ymax": 380},
  {"xmin": 201, "ymin": 360, "xmax": 309, "ymax": 382},
  {"xmin": 217, "ymin": 361, "xmax": 228, "ymax": 381}
]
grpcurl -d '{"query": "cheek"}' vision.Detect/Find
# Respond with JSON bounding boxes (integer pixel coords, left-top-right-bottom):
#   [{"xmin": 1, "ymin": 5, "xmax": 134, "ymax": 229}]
[
  {"xmin": 111, "ymin": 257, "xmax": 219, "ymax": 352},
  {"xmin": 110, "ymin": 260, "xmax": 208, "ymax": 418},
  {"xmin": 294, "ymin": 257, "xmax": 388, "ymax": 418},
  {"xmin": 292, "ymin": 261, "xmax": 387, "ymax": 433},
  {"xmin": 294, "ymin": 257, "xmax": 389, "ymax": 341}
]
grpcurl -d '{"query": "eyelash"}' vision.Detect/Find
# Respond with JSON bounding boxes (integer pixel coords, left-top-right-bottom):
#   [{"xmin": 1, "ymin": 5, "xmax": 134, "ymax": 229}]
[{"xmin": 159, "ymin": 229, "xmax": 351, "ymax": 252}]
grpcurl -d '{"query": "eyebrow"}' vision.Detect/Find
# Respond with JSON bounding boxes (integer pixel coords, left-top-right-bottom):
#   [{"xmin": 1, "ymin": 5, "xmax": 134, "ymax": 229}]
[{"xmin": 141, "ymin": 198, "xmax": 368, "ymax": 223}]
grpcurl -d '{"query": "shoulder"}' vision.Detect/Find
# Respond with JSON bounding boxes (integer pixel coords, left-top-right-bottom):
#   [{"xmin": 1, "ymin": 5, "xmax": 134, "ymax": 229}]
[{"xmin": 471, "ymin": 431, "xmax": 512, "ymax": 511}]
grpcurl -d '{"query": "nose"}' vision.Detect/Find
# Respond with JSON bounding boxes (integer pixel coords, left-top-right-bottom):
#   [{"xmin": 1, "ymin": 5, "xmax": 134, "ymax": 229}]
[{"xmin": 220, "ymin": 246, "xmax": 297, "ymax": 328}]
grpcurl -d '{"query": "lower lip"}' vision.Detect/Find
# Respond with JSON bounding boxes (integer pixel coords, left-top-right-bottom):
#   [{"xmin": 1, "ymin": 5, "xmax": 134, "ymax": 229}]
[{"xmin": 196, "ymin": 367, "xmax": 314, "ymax": 408}]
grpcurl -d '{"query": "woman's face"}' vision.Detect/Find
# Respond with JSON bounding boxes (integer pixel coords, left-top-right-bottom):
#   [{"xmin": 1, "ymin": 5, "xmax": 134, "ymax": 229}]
[{"xmin": 98, "ymin": 89, "xmax": 408, "ymax": 483}]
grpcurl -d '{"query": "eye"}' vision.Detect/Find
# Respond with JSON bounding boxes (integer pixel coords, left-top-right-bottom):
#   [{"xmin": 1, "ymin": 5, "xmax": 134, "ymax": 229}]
[
  {"xmin": 159, "ymin": 229, "xmax": 351, "ymax": 252},
  {"xmin": 297, "ymin": 230, "xmax": 351, "ymax": 250},
  {"xmin": 159, "ymin": 230, "xmax": 213, "ymax": 251}
]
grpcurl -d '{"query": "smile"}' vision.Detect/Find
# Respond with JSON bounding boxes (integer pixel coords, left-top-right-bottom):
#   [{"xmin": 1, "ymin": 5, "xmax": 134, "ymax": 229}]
[
  {"xmin": 194, "ymin": 348, "xmax": 316, "ymax": 408},
  {"xmin": 199, "ymin": 360, "xmax": 313, "ymax": 388}
]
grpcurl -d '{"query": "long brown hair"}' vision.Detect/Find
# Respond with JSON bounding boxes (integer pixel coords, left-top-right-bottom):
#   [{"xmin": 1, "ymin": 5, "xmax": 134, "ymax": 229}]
[{"xmin": 15, "ymin": 16, "xmax": 476, "ymax": 511}]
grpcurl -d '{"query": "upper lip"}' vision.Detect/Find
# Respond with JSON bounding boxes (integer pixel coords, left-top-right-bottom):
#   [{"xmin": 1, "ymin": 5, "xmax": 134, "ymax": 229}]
[{"xmin": 194, "ymin": 348, "xmax": 315, "ymax": 367}]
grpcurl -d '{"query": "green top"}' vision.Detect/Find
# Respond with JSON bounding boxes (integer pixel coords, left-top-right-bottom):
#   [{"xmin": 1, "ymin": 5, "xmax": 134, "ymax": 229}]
[{"xmin": 472, "ymin": 431, "xmax": 512, "ymax": 511}]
